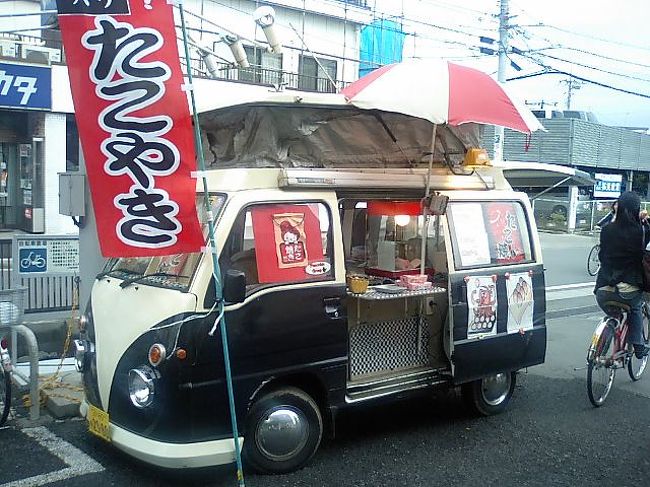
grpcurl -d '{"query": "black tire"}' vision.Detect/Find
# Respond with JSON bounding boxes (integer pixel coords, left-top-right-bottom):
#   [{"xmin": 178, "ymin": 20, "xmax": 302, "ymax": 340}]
[
  {"xmin": 587, "ymin": 324, "xmax": 616, "ymax": 407},
  {"xmin": 628, "ymin": 305, "xmax": 649, "ymax": 381},
  {"xmin": 461, "ymin": 371, "xmax": 516, "ymax": 416},
  {"xmin": 0, "ymin": 370, "xmax": 10, "ymax": 427},
  {"xmin": 587, "ymin": 245, "xmax": 600, "ymax": 276},
  {"xmin": 243, "ymin": 386, "xmax": 323, "ymax": 474}
]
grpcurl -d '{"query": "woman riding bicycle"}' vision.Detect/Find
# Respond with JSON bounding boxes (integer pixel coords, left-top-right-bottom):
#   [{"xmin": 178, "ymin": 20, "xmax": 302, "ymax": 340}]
[{"xmin": 595, "ymin": 191, "xmax": 650, "ymax": 359}]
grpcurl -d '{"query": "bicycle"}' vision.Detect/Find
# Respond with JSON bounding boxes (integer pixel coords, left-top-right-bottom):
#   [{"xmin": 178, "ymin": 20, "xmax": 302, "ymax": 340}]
[
  {"xmin": 586, "ymin": 301, "xmax": 649, "ymax": 407},
  {"xmin": 0, "ymin": 332, "xmax": 12, "ymax": 426},
  {"xmin": 587, "ymin": 243, "xmax": 600, "ymax": 276}
]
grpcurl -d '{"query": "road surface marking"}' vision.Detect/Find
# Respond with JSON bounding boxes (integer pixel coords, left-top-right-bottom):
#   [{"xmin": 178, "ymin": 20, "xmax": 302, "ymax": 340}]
[
  {"xmin": 547, "ymin": 282, "xmax": 595, "ymax": 291},
  {"xmin": 0, "ymin": 426, "xmax": 104, "ymax": 487}
]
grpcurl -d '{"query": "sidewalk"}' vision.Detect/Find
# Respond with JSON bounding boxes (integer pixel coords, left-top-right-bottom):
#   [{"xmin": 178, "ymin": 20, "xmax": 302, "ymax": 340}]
[{"xmin": 13, "ymin": 358, "xmax": 83, "ymax": 422}]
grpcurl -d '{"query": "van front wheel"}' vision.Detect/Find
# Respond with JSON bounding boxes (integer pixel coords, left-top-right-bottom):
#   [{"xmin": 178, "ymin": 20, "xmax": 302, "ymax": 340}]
[
  {"xmin": 244, "ymin": 386, "xmax": 323, "ymax": 474},
  {"xmin": 461, "ymin": 371, "xmax": 516, "ymax": 416}
]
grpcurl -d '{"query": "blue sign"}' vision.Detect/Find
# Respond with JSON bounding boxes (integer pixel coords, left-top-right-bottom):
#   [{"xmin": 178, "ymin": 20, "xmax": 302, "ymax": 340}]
[
  {"xmin": 19, "ymin": 247, "xmax": 47, "ymax": 273},
  {"xmin": 0, "ymin": 62, "xmax": 51, "ymax": 110}
]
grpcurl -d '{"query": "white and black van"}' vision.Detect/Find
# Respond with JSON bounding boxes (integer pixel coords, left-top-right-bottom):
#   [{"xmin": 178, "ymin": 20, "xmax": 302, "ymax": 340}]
[{"xmin": 75, "ymin": 91, "xmax": 591, "ymax": 473}]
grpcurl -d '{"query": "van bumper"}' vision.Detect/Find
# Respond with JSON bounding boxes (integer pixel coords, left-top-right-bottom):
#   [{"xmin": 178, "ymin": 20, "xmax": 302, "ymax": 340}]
[{"xmin": 80, "ymin": 400, "xmax": 243, "ymax": 469}]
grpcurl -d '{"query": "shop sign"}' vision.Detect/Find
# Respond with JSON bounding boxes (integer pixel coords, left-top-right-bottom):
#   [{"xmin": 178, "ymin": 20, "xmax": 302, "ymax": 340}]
[
  {"xmin": 56, "ymin": 0, "xmax": 203, "ymax": 257},
  {"xmin": 0, "ymin": 62, "xmax": 51, "ymax": 110},
  {"xmin": 594, "ymin": 173, "xmax": 622, "ymax": 199}
]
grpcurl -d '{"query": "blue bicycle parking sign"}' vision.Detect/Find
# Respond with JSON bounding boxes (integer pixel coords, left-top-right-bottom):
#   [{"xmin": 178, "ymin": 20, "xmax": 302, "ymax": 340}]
[{"xmin": 19, "ymin": 247, "xmax": 47, "ymax": 273}]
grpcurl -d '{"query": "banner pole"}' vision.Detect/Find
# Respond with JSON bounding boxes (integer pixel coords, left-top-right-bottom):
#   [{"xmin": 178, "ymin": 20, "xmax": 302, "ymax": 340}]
[{"xmin": 177, "ymin": 3, "xmax": 245, "ymax": 485}]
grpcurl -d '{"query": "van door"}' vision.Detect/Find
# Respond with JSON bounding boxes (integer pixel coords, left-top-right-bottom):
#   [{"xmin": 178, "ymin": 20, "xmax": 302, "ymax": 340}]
[
  {"xmin": 445, "ymin": 198, "xmax": 547, "ymax": 384},
  {"xmin": 197, "ymin": 198, "xmax": 348, "ymax": 425}
]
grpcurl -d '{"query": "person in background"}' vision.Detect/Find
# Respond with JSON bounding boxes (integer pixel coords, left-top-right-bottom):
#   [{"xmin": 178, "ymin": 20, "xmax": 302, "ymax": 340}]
[{"xmin": 595, "ymin": 192, "xmax": 650, "ymax": 359}]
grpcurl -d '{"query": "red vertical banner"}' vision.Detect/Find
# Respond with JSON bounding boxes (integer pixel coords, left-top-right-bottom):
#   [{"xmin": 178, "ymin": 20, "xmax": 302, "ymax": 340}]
[{"xmin": 56, "ymin": 0, "xmax": 203, "ymax": 257}]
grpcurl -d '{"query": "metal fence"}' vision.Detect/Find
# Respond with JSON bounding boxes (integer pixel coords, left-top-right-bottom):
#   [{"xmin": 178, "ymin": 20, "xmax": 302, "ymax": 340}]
[
  {"xmin": 532, "ymin": 198, "xmax": 622, "ymax": 233},
  {"xmin": 0, "ymin": 235, "xmax": 79, "ymax": 314}
]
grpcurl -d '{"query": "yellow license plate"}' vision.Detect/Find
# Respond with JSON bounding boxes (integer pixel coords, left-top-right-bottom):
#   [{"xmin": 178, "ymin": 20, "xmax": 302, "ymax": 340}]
[{"xmin": 87, "ymin": 404, "xmax": 111, "ymax": 442}]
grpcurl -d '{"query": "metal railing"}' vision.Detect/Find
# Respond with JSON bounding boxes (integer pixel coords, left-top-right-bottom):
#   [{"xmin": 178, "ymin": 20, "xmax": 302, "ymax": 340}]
[
  {"xmin": 0, "ymin": 236, "xmax": 78, "ymax": 314},
  {"xmin": 197, "ymin": 62, "xmax": 346, "ymax": 93},
  {"xmin": 532, "ymin": 198, "xmax": 620, "ymax": 233}
]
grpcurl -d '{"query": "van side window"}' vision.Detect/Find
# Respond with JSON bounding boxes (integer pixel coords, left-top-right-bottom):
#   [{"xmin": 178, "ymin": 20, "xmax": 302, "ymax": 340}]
[
  {"xmin": 447, "ymin": 201, "xmax": 533, "ymax": 270},
  {"xmin": 219, "ymin": 202, "xmax": 334, "ymax": 292}
]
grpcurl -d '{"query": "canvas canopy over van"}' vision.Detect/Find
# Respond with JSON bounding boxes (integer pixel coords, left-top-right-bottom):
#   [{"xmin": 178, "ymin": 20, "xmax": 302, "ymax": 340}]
[{"xmin": 75, "ymin": 88, "xmax": 565, "ymax": 474}]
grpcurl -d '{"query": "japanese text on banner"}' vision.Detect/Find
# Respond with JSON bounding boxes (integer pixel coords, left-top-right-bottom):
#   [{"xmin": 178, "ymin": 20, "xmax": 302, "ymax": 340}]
[{"xmin": 56, "ymin": 0, "xmax": 203, "ymax": 257}]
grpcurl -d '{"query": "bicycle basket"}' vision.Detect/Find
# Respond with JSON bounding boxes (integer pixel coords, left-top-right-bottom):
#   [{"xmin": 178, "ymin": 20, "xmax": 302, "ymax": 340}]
[{"xmin": 0, "ymin": 287, "xmax": 27, "ymax": 326}]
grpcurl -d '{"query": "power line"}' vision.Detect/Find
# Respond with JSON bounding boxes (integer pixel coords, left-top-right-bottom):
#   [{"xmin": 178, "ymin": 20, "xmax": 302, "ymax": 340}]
[
  {"xmin": 523, "ymin": 23, "xmax": 650, "ymax": 52},
  {"xmin": 507, "ymin": 67, "xmax": 650, "ymax": 100},
  {"xmin": 529, "ymin": 51, "xmax": 650, "ymax": 83}
]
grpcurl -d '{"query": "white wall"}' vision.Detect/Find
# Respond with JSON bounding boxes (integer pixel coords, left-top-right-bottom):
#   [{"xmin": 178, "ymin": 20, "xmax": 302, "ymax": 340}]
[
  {"xmin": 184, "ymin": 0, "xmax": 363, "ymax": 84},
  {"xmin": 0, "ymin": 1, "xmax": 42, "ymax": 38},
  {"xmin": 43, "ymin": 112, "xmax": 77, "ymax": 234}
]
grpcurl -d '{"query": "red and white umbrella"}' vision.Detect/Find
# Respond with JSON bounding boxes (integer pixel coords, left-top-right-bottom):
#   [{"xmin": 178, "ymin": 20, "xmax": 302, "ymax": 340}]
[{"xmin": 341, "ymin": 59, "xmax": 544, "ymax": 134}]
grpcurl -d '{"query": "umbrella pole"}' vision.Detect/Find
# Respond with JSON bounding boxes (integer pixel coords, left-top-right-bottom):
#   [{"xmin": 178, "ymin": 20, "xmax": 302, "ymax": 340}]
[{"xmin": 420, "ymin": 124, "xmax": 437, "ymax": 275}]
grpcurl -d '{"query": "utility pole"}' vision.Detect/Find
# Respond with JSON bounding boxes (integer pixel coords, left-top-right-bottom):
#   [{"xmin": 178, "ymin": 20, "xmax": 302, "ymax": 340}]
[
  {"xmin": 493, "ymin": 0, "xmax": 509, "ymax": 162},
  {"xmin": 560, "ymin": 78, "xmax": 582, "ymax": 110}
]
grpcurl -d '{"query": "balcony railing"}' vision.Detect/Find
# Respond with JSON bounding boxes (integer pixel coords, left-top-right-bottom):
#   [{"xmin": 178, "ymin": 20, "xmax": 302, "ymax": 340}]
[
  {"xmin": 333, "ymin": 0, "xmax": 370, "ymax": 8},
  {"xmin": 192, "ymin": 61, "xmax": 348, "ymax": 94}
]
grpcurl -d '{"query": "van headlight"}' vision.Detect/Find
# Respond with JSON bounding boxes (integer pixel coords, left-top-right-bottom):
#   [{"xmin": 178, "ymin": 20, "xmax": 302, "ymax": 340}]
[{"xmin": 128, "ymin": 366, "xmax": 158, "ymax": 409}]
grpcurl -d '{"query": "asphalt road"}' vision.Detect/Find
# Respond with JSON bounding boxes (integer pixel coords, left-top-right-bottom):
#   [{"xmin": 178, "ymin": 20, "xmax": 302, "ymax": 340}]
[
  {"xmin": 539, "ymin": 232, "xmax": 596, "ymax": 287},
  {"xmin": 2, "ymin": 313, "xmax": 649, "ymax": 487}
]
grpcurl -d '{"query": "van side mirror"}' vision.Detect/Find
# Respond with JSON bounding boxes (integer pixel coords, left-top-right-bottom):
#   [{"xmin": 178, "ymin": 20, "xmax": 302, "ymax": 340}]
[{"xmin": 223, "ymin": 270, "xmax": 246, "ymax": 304}]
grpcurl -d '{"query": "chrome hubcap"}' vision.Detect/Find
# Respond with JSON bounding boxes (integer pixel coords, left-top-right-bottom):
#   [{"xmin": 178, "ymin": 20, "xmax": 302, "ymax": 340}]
[
  {"xmin": 256, "ymin": 407, "xmax": 308, "ymax": 461},
  {"xmin": 481, "ymin": 373, "xmax": 511, "ymax": 406}
]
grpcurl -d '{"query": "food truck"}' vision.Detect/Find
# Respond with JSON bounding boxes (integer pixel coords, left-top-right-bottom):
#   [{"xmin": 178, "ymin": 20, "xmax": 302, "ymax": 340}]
[{"xmin": 74, "ymin": 91, "xmax": 591, "ymax": 473}]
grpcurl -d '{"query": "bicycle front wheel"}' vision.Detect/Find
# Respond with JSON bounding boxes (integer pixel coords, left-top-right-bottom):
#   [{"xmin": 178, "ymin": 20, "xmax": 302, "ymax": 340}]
[
  {"xmin": 587, "ymin": 323, "xmax": 616, "ymax": 407},
  {"xmin": 587, "ymin": 245, "xmax": 600, "ymax": 276},
  {"xmin": 0, "ymin": 370, "xmax": 10, "ymax": 426},
  {"xmin": 628, "ymin": 306, "xmax": 649, "ymax": 381}
]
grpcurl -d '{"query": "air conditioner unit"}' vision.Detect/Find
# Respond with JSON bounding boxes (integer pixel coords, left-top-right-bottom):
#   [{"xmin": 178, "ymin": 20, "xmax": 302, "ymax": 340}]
[
  {"xmin": 0, "ymin": 41, "xmax": 17, "ymax": 58},
  {"xmin": 21, "ymin": 45, "xmax": 61, "ymax": 64}
]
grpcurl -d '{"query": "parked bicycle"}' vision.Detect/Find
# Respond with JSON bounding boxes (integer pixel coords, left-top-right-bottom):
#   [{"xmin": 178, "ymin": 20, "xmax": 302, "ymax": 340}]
[
  {"xmin": 0, "ymin": 332, "xmax": 11, "ymax": 426},
  {"xmin": 586, "ymin": 300, "xmax": 649, "ymax": 407}
]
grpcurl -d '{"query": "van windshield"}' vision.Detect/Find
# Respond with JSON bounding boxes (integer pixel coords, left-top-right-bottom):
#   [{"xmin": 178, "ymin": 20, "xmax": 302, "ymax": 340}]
[{"xmin": 101, "ymin": 194, "xmax": 226, "ymax": 290}]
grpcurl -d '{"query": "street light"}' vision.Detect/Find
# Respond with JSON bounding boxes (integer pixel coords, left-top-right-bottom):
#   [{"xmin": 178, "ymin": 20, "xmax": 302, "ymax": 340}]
[
  {"xmin": 253, "ymin": 6, "xmax": 282, "ymax": 54},
  {"xmin": 223, "ymin": 35, "xmax": 249, "ymax": 68}
]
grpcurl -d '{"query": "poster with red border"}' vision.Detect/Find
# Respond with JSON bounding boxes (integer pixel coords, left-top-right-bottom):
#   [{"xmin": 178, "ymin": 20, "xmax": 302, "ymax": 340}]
[
  {"xmin": 56, "ymin": 0, "xmax": 203, "ymax": 257},
  {"xmin": 485, "ymin": 202, "xmax": 525, "ymax": 264},
  {"xmin": 251, "ymin": 204, "xmax": 327, "ymax": 284}
]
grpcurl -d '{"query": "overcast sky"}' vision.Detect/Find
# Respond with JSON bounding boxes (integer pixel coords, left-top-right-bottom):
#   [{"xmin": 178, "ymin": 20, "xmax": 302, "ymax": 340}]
[{"xmin": 372, "ymin": 0, "xmax": 650, "ymax": 127}]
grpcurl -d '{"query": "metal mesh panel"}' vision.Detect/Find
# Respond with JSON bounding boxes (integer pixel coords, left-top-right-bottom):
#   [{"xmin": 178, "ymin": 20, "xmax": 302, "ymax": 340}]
[
  {"xmin": 349, "ymin": 317, "xmax": 430, "ymax": 378},
  {"xmin": 0, "ymin": 287, "xmax": 26, "ymax": 326}
]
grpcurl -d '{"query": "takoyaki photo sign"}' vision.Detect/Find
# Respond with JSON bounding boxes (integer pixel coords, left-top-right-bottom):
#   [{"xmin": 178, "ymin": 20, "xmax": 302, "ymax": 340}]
[
  {"xmin": 466, "ymin": 275, "xmax": 498, "ymax": 337},
  {"xmin": 505, "ymin": 272, "xmax": 534, "ymax": 333},
  {"xmin": 251, "ymin": 204, "xmax": 330, "ymax": 284}
]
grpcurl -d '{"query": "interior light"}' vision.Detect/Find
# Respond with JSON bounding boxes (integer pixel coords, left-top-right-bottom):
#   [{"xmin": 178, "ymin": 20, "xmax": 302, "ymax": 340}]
[{"xmin": 395, "ymin": 215, "xmax": 411, "ymax": 227}]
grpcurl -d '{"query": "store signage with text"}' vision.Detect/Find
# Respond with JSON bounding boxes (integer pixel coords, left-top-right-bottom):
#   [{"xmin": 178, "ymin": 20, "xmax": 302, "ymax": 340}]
[
  {"xmin": 56, "ymin": 0, "xmax": 203, "ymax": 257},
  {"xmin": 0, "ymin": 62, "xmax": 51, "ymax": 110}
]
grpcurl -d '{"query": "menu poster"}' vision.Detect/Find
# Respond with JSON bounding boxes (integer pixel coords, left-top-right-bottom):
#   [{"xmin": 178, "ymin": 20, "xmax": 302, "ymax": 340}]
[
  {"xmin": 466, "ymin": 275, "xmax": 498, "ymax": 337},
  {"xmin": 485, "ymin": 203, "xmax": 525, "ymax": 264},
  {"xmin": 506, "ymin": 272, "xmax": 534, "ymax": 333},
  {"xmin": 450, "ymin": 203, "xmax": 491, "ymax": 267}
]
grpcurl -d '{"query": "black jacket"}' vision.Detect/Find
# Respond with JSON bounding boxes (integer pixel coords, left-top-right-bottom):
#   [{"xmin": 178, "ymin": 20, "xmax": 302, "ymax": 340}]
[{"xmin": 595, "ymin": 220, "xmax": 650, "ymax": 291}]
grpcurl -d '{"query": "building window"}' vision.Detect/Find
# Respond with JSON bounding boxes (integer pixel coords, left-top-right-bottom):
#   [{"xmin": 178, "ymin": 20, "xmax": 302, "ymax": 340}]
[
  {"xmin": 66, "ymin": 114, "xmax": 79, "ymax": 172},
  {"xmin": 298, "ymin": 55, "xmax": 337, "ymax": 92},
  {"xmin": 240, "ymin": 46, "xmax": 283, "ymax": 85}
]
